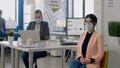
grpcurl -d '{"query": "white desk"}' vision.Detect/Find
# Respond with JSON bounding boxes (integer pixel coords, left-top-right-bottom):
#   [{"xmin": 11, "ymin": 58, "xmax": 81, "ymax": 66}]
[{"xmin": 0, "ymin": 41, "xmax": 76, "ymax": 68}]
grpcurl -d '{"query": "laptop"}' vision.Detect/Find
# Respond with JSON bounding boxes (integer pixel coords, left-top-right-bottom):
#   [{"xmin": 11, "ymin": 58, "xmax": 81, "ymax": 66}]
[{"xmin": 18, "ymin": 30, "xmax": 40, "ymax": 43}]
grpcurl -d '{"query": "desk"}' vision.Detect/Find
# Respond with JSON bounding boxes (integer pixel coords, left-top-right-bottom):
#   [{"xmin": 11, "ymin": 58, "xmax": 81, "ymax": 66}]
[{"xmin": 0, "ymin": 41, "xmax": 76, "ymax": 68}]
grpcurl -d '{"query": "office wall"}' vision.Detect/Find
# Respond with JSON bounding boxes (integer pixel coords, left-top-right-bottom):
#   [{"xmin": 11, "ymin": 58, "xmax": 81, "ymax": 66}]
[
  {"xmin": 102, "ymin": 0, "xmax": 120, "ymax": 46},
  {"xmin": 95, "ymin": 0, "xmax": 120, "ymax": 46},
  {"xmin": 105, "ymin": 46, "xmax": 120, "ymax": 68},
  {"xmin": 94, "ymin": 0, "xmax": 102, "ymax": 34}
]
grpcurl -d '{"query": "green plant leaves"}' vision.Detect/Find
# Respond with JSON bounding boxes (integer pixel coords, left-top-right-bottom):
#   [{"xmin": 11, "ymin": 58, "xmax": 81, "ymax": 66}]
[
  {"xmin": 52, "ymin": 8, "xmax": 59, "ymax": 13},
  {"xmin": 8, "ymin": 29, "xmax": 14, "ymax": 36},
  {"xmin": 108, "ymin": 21, "xmax": 120, "ymax": 37},
  {"xmin": 44, "ymin": 36, "xmax": 49, "ymax": 40}
]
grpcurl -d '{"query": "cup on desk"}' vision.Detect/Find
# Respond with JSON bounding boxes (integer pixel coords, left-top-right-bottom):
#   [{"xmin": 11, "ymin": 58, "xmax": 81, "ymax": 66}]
[
  {"xmin": 27, "ymin": 38, "xmax": 33, "ymax": 45},
  {"xmin": 45, "ymin": 40, "xmax": 48, "ymax": 46}
]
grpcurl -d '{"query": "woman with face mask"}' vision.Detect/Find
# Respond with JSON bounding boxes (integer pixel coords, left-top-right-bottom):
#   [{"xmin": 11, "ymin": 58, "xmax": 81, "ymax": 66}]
[
  {"xmin": 22, "ymin": 10, "xmax": 50, "ymax": 68},
  {"xmin": 69, "ymin": 14, "xmax": 104, "ymax": 68}
]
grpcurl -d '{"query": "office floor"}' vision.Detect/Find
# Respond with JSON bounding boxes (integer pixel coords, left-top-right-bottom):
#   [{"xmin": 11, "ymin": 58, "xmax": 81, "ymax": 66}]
[{"xmin": 0, "ymin": 55, "xmax": 70, "ymax": 68}]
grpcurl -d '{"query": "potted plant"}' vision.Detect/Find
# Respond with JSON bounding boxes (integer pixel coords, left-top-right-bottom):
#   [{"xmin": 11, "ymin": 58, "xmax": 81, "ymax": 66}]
[
  {"xmin": 59, "ymin": 36, "xmax": 64, "ymax": 43},
  {"xmin": 8, "ymin": 29, "xmax": 15, "ymax": 44},
  {"xmin": 108, "ymin": 21, "xmax": 120, "ymax": 37},
  {"xmin": 44, "ymin": 36, "xmax": 49, "ymax": 46}
]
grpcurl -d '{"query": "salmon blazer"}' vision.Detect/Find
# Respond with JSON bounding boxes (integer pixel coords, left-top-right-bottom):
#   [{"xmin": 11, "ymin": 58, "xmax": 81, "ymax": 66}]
[{"xmin": 76, "ymin": 31, "xmax": 104, "ymax": 68}]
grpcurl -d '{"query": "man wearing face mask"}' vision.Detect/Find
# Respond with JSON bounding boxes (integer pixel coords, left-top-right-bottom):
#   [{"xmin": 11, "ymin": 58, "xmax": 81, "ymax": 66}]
[
  {"xmin": 69, "ymin": 14, "xmax": 104, "ymax": 68},
  {"xmin": 22, "ymin": 10, "xmax": 50, "ymax": 68}
]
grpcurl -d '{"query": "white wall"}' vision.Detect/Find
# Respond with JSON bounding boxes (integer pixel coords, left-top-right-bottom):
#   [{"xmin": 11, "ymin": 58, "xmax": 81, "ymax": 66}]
[
  {"xmin": 102, "ymin": 0, "xmax": 120, "ymax": 46},
  {"xmin": 94, "ymin": 0, "xmax": 120, "ymax": 46},
  {"xmin": 105, "ymin": 46, "xmax": 120, "ymax": 68},
  {"xmin": 94, "ymin": 0, "xmax": 103, "ymax": 34}
]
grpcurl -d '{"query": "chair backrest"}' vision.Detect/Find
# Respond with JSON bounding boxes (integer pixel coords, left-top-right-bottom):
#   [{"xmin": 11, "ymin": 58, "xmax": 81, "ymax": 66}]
[{"xmin": 101, "ymin": 50, "xmax": 109, "ymax": 68}]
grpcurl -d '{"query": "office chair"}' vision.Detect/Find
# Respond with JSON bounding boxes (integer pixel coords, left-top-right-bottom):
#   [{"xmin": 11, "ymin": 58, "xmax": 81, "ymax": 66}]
[
  {"xmin": 65, "ymin": 50, "xmax": 76, "ymax": 63},
  {"xmin": 101, "ymin": 50, "xmax": 109, "ymax": 68}
]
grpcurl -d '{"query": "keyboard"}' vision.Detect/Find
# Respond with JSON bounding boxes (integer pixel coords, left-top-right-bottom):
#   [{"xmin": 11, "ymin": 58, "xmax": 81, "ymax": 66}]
[{"xmin": 61, "ymin": 42, "xmax": 78, "ymax": 45}]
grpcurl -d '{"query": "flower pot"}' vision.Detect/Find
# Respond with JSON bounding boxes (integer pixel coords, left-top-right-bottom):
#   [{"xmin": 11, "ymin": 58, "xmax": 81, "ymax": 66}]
[
  {"xmin": 45, "ymin": 40, "xmax": 48, "ymax": 46},
  {"xmin": 8, "ymin": 36, "xmax": 14, "ymax": 45}
]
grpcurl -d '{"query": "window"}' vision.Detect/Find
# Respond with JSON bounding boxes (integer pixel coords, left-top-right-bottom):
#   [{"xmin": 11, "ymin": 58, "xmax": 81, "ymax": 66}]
[
  {"xmin": 74, "ymin": 0, "xmax": 83, "ymax": 18},
  {"xmin": 0, "ymin": 0, "xmax": 16, "ymax": 20},
  {"xmin": 67, "ymin": 0, "xmax": 94, "ymax": 18},
  {"xmin": 24, "ymin": 5, "xmax": 32, "ymax": 30},
  {"xmin": 85, "ymin": 0, "xmax": 94, "ymax": 16}
]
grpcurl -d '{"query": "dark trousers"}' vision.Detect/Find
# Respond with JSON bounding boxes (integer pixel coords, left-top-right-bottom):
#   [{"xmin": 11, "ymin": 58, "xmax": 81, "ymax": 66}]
[{"xmin": 22, "ymin": 51, "xmax": 47, "ymax": 68}]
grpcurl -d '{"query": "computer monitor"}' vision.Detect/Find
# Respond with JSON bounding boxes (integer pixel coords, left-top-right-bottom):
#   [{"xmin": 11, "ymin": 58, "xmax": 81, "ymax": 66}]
[
  {"xmin": 66, "ymin": 18, "xmax": 84, "ymax": 36},
  {"xmin": 18, "ymin": 30, "xmax": 40, "ymax": 43}
]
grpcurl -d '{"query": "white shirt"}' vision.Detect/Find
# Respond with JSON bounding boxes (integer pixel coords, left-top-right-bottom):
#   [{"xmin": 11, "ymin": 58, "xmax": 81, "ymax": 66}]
[{"xmin": 35, "ymin": 23, "xmax": 40, "ymax": 31}]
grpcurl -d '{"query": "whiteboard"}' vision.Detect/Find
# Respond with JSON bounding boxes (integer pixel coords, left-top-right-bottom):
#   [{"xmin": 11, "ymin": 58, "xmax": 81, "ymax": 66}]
[{"xmin": 66, "ymin": 18, "xmax": 84, "ymax": 36}]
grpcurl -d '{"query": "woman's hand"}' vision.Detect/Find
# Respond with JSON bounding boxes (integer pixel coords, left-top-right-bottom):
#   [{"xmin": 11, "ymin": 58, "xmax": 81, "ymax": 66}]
[
  {"xmin": 80, "ymin": 58, "xmax": 86, "ymax": 64},
  {"xmin": 84, "ymin": 58, "xmax": 91, "ymax": 64}
]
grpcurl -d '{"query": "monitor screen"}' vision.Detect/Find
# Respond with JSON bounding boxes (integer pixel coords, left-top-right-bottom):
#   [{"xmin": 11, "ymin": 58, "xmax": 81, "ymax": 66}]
[{"xmin": 66, "ymin": 18, "xmax": 84, "ymax": 36}]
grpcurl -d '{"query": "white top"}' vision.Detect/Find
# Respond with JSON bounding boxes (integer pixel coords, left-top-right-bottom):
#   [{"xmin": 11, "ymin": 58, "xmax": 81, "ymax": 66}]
[{"xmin": 34, "ymin": 24, "xmax": 40, "ymax": 31}]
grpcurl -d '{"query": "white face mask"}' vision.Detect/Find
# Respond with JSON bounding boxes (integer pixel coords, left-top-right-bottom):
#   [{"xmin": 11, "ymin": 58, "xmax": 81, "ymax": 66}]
[
  {"xmin": 84, "ymin": 22, "xmax": 93, "ymax": 31},
  {"xmin": 35, "ymin": 18, "xmax": 42, "ymax": 23}
]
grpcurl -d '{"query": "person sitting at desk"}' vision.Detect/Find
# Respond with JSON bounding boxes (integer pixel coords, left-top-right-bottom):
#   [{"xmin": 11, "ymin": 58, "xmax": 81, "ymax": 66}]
[
  {"xmin": 69, "ymin": 14, "xmax": 104, "ymax": 68},
  {"xmin": 22, "ymin": 10, "xmax": 50, "ymax": 68}
]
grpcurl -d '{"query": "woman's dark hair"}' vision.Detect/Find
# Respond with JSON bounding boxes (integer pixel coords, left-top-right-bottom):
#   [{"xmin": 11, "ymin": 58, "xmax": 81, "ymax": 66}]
[
  {"xmin": 85, "ymin": 14, "xmax": 97, "ymax": 23},
  {"xmin": 35, "ymin": 10, "xmax": 42, "ymax": 16}
]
